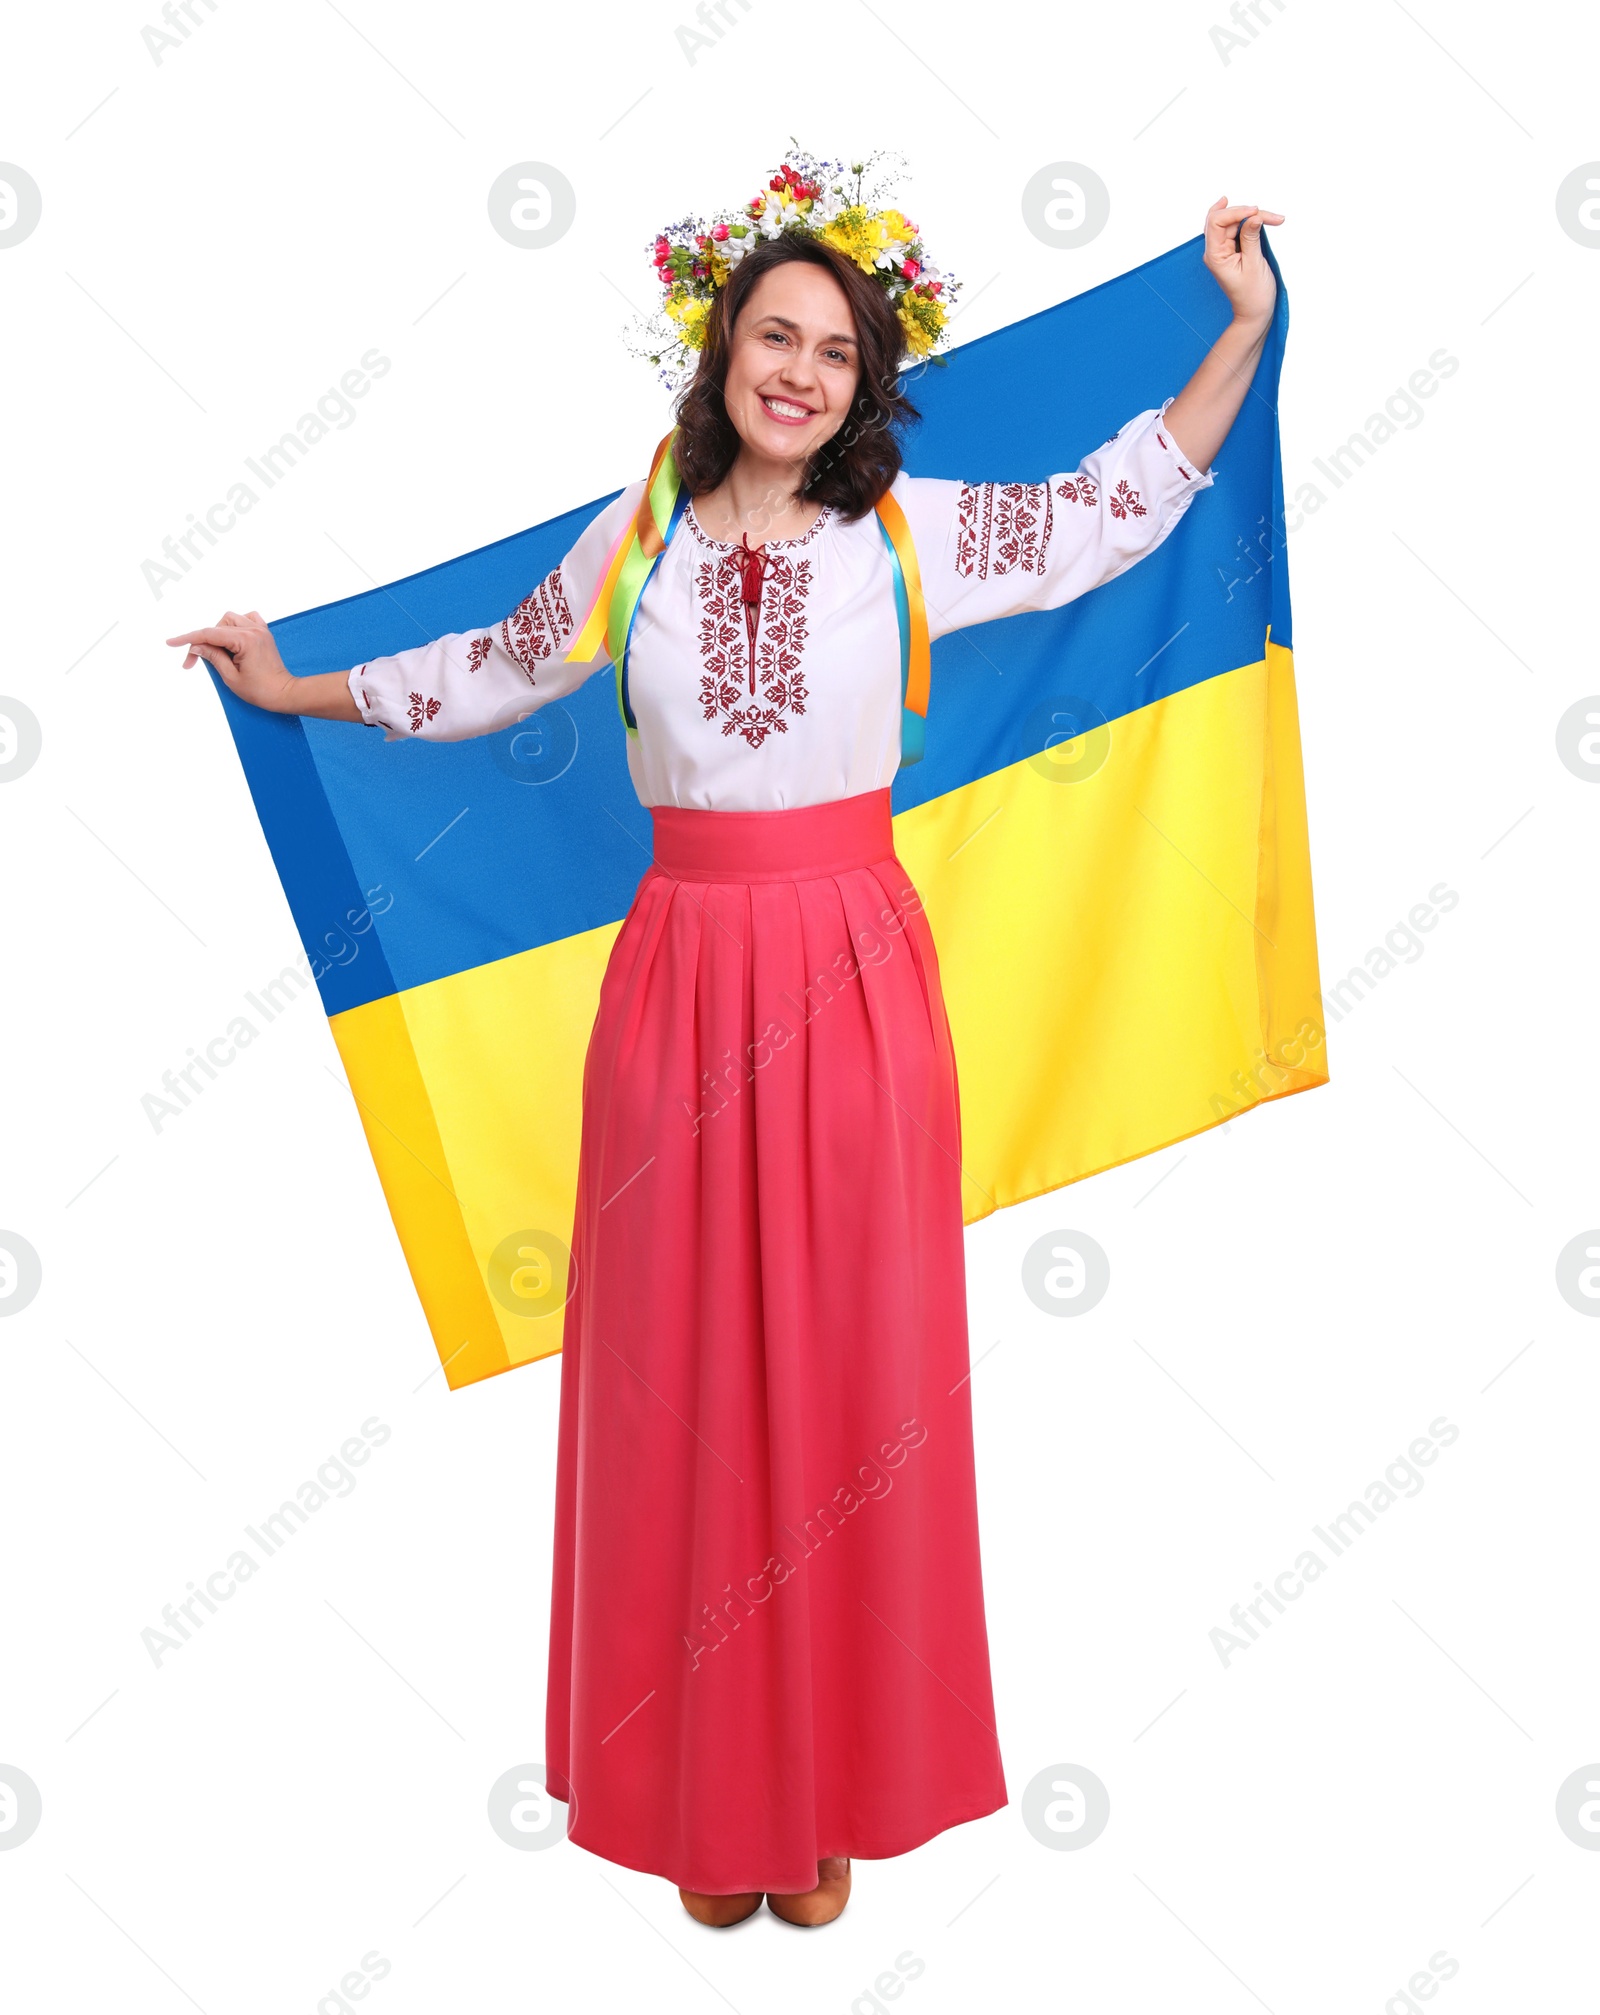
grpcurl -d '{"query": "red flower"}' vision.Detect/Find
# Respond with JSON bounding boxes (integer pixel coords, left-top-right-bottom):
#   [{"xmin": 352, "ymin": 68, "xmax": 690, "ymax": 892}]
[
  {"xmin": 654, "ymin": 235, "xmax": 670, "ymax": 259},
  {"xmin": 902, "ymin": 257, "xmax": 920, "ymax": 280}
]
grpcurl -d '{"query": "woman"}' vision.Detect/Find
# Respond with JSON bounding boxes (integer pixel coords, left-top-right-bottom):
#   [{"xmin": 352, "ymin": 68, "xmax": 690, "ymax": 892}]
[{"xmin": 171, "ymin": 190, "xmax": 1282, "ymax": 1929}]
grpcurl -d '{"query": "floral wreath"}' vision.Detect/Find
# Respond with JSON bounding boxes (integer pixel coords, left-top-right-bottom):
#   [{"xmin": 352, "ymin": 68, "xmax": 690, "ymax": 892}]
[{"xmin": 628, "ymin": 145, "xmax": 959, "ymax": 392}]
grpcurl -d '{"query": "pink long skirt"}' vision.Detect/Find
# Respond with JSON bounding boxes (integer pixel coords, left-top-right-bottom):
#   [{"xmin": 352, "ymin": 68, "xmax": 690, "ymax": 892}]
[{"xmin": 544, "ymin": 786, "xmax": 1007, "ymax": 1893}]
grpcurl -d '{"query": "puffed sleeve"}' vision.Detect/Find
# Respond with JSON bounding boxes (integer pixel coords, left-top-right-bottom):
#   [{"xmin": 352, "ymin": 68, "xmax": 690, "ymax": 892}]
[
  {"xmin": 346, "ymin": 480, "xmax": 645, "ymax": 741},
  {"xmin": 891, "ymin": 398, "xmax": 1215, "ymax": 643}
]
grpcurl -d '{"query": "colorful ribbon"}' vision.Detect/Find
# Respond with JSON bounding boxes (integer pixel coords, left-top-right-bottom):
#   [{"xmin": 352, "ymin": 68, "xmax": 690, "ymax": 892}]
[
  {"xmin": 873, "ymin": 488, "xmax": 931, "ymax": 767},
  {"xmin": 566, "ymin": 430, "xmax": 931, "ymax": 764}
]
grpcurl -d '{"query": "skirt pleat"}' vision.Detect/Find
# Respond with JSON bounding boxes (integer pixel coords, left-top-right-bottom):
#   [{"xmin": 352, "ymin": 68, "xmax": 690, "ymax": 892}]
[{"xmin": 545, "ymin": 786, "xmax": 1007, "ymax": 1893}]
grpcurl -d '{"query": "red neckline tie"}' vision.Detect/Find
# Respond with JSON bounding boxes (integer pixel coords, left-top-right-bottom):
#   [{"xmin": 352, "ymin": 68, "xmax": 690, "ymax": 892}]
[{"xmin": 739, "ymin": 533, "xmax": 771, "ymax": 696}]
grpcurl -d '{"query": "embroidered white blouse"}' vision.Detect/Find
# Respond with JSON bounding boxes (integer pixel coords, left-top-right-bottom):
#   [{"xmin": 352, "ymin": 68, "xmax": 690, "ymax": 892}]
[{"xmin": 347, "ymin": 397, "xmax": 1215, "ymax": 811}]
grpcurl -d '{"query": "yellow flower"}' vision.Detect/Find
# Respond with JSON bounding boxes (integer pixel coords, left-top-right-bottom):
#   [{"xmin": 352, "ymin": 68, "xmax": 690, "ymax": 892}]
[
  {"xmin": 820, "ymin": 206, "xmax": 889, "ymax": 274},
  {"xmin": 821, "ymin": 204, "xmax": 920, "ymax": 278},
  {"xmin": 665, "ymin": 292, "xmax": 711, "ymax": 348},
  {"xmin": 897, "ymin": 306, "xmax": 932, "ymax": 357},
  {"xmin": 896, "ymin": 291, "xmax": 945, "ymax": 359}
]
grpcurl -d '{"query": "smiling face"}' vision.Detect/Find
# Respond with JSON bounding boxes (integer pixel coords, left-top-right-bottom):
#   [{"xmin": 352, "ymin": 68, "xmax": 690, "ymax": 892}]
[{"xmin": 719, "ymin": 258, "xmax": 863, "ymax": 471}]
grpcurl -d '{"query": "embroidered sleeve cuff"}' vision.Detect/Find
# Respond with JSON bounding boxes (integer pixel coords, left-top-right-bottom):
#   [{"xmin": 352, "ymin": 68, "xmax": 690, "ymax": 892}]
[
  {"xmin": 347, "ymin": 663, "xmax": 404, "ymax": 741},
  {"xmin": 1152, "ymin": 396, "xmax": 1216, "ymax": 490}
]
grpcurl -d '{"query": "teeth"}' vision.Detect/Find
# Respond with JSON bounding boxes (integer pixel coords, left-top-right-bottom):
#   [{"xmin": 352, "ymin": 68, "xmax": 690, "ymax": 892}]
[{"xmin": 763, "ymin": 397, "xmax": 810, "ymax": 418}]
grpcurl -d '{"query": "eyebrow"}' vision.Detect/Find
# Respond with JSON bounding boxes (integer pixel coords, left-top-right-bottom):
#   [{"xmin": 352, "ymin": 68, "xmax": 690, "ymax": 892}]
[{"xmin": 757, "ymin": 314, "xmax": 858, "ymax": 345}]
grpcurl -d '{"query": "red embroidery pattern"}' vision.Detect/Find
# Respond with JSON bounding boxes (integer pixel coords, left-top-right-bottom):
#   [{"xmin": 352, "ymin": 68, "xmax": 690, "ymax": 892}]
[
  {"xmin": 1108, "ymin": 479, "xmax": 1147, "ymax": 522},
  {"xmin": 955, "ymin": 485, "xmax": 978, "ymax": 575},
  {"xmin": 465, "ymin": 634, "xmax": 493, "ymax": 673},
  {"xmin": 407, "ymin": 691, "xmax": 441, "ymax": 733},
  {"xmin": 686, "ymin": 502, "xmax": 830, "ymax": 558},
  {"xmin": 1055, "ymin": 473, "xmax": 1099, "ymax": 509},
  {"xmin": 694, "ymin": 549, "xmax": 813, "ymax": 748},
  {"xmin": 499, "ymin": 565, "xmax": 572, "ymax": 680},
  {"xmin": 954, "ymin": 481, "xmax": 1054, "ymax": 579}
]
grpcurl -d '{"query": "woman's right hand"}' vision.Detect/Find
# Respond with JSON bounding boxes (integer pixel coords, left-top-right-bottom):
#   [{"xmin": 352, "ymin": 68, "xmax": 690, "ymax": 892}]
[{"xmin": 167, "ymin": 609, "xmax": 296, "ymax": 711}]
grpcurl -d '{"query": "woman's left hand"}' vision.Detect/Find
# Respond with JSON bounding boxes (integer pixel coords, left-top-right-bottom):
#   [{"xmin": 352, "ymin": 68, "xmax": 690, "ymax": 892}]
[{"xmin": 1203, "ymin": 197, "xmax": 1283, "ymax": 329}]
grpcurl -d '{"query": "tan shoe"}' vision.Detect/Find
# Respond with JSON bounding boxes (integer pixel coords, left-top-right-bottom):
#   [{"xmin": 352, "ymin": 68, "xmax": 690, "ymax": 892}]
[
  {"xmin": 677, "ymin": 1887, "xmax": 763, "ymax": 1927},
  {"xmin": 766, "ymin": 1857, "xmax": 852, "ymax": 1927}
]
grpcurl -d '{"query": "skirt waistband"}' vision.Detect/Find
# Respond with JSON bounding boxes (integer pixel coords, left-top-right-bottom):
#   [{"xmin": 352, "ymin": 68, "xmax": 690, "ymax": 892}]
[{"xmin": 649, "ymin": 787, "xmax": 896, "ymax": 883}]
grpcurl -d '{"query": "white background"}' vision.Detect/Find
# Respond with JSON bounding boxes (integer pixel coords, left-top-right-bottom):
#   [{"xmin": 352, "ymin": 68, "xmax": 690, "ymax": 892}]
[{"xmin": 3, "ymin": 2, "xmax": 1597, "ymax": 2010}]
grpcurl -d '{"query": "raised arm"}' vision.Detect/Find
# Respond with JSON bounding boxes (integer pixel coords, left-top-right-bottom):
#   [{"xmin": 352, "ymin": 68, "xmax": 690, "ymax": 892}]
[
  {"xmin": 169, "ymin": 480, "xmax": 644, "ymax": 741},
  {"xmin": 893, "ymin": 399, "xmax": 1217, "ymax": 642},
  {"xmin": 891, "ymin": 197, "xmax": 1281, "ymax": 643},
  {"xmin": 1158, "ymin": 198, "xmax": 1282, "ymax": 473}
]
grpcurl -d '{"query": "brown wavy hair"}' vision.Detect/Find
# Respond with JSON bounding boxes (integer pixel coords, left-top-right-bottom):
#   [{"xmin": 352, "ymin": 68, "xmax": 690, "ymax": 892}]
[{"xmin": 671, "ymin": 234, "xmax": 921, "ymax": 522}]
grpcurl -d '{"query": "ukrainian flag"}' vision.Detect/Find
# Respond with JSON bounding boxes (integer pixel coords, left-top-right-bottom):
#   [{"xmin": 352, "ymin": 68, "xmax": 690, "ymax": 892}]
[{"xmin": 215, "ymin": 229, "xmax": 1325, "ymax": 1392}]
